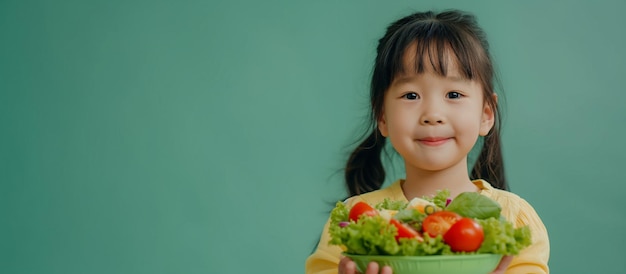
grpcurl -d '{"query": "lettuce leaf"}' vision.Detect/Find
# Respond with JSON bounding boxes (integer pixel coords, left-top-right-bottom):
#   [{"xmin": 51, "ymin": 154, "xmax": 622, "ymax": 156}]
[
  {"xmin": 446, "ymin": 192, "xmax": 501, "ymax": 219},
  {"xmin": 399, "ymin": 234, "xmax": 452, "ymax": 256},
  {"xmin": 375, "ymin": 198, "xmax": 407, "ymax": 211},
  {"xmin": 430, "ymin": 189, "xmax": 451, "ymax": 209},
  {"xmin": 477, "ymin": 217, "xmax": 532, "ymax": 255},
  {"xmin": 331, "ymin": 215, "xmax": 400, "ymax": 255},
  {"xmin": 330, "ymin": 201, "xmax": 348, "ymax": 225}
]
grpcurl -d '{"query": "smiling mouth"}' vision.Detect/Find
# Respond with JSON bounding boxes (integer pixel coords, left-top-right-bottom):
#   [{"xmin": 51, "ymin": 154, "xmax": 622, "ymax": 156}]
[{"xmin": 417, "ymin": 137, "xmax": 450, "ymax": 146}]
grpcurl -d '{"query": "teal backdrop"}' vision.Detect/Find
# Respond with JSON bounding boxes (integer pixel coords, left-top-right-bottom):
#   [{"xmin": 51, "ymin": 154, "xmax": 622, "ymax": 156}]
[{"xmin": 2, "ymin": 0, "xmax": 625, "ymax": 273}]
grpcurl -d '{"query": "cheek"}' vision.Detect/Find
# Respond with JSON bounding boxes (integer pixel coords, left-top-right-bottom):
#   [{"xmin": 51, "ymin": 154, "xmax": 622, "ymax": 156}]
[
  {"xmin": 455, "ymin": 108, "xmax": 484, "ymax": 134},
  {"xmin": 385, "ymin": 109, "xmax": 412, "ymax": 129}
]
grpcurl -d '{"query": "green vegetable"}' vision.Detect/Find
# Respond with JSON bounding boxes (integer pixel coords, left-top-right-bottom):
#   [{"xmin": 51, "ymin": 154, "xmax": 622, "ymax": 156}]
[
  {"xmin": 393, "ymin": 208, "xmax": 427, "ymax": 232},
  {"xmin": 330, "ymin": 201, "xmax": 349, "ymax": 225},
  {"xmin": 375, "ymin": 198, "xmax": 407, "ymax": 211},
  {"xmin": 329, "ymin": 192, "xmax": 532, "ymax": 256},
  {"xmin": 399, "ymin": 234, "xmax": 452, "ymax": 256},
  {"xmin": 329, "ymin": 203, "xmax": 398, "ymax": 255},
  {"xmin": 478, "ymin": 218, "xmax": 532, "ymax": 255},
  {"xmin": 445, "ymin": 192, "xmax": 501, "ymax": 219},
  {"xmin": 428, "ymin": 189, "xmax": 451, "ymax": 209}
]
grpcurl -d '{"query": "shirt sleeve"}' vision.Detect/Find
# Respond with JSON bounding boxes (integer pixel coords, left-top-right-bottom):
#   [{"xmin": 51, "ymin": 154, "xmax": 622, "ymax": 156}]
[
  {"xmin": 305, "ymin": 187, "xmax": 402, "ymax": 274},
  {"xmin": 505, "ymin": 198, "xmax": 550, "ymax": 274},
  {"xmin": 305, "ymin": 217, "xmax": 341, "ymax": 274}
]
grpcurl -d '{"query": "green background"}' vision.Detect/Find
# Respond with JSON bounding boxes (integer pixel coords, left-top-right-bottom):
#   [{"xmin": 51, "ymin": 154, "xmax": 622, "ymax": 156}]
[{"xmin": 2, "ymin": 0, "xmax": 625, "ymax": 273}]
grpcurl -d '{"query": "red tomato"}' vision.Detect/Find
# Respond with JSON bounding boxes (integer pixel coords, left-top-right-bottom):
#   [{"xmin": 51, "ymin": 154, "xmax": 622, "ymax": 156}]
[
  {"xmin": 443, "ymin": 218, "xmax": 484, "ymax": 252},
  {"xmin": 422, "ymin": 211, "xmax": 461, "ymax": 237},
  {"xmin": 348, "ymin": 202, "xmax": 378, "ymax": 222},
  {"xmin": 390, "ymin": 219, "xmax": 422, "ymax": 242}
]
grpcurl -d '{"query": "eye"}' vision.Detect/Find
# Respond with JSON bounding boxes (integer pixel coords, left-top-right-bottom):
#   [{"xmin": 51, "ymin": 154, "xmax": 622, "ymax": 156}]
[
  {"xmin": 403, "ymin": 92, "xmax": 419, "ymax": 100},
  {"xmin": 446, "ymin": 91, "xmax": 463, "ymax": 99}
]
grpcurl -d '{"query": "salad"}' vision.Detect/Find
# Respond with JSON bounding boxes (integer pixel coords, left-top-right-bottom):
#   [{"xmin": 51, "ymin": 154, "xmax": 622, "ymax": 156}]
[{"xmin": 329, "ymin": 190, "xmax": 532, "ymax": 256}]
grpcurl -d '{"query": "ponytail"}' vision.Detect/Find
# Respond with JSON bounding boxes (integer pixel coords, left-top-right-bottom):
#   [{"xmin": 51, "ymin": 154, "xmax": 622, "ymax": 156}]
[
  {"xmin": 344, "ymin": 129, "xmax": 386, "ymax": 197},
  {"xmin": 470, "ymin": 126, "xmax": 508, "ymax": 190}
]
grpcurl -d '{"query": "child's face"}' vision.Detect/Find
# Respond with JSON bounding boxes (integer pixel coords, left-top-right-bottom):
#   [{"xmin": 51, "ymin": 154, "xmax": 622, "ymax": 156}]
[{"xmin": 377, "ymin": 45, "xmax": 495, "ymax": 173}]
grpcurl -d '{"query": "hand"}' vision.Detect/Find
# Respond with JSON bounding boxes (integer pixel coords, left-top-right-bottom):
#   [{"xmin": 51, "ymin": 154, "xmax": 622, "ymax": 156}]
[
  {"xmin": 490, "ymin": 255, "xmax": 513, "ymax": 274},
  {"xmin": 338, "ymin": 256, "xmax": 393, "ymax": 274}
]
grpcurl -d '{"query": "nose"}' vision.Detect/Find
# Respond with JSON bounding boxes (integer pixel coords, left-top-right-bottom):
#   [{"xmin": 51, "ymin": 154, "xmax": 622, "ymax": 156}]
[
  {"xmin": 421, "ymin": 116, "xmax": 444, "ymax": 125},
  {"xmin": 420, "ymin": 111, "xmax": 445, "ymax": 125}
]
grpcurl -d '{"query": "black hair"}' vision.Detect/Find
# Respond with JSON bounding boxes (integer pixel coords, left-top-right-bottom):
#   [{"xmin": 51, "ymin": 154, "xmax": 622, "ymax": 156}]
[{"xmin": 345, "ymin": 9, "xmax": 507, "ymax": 197}]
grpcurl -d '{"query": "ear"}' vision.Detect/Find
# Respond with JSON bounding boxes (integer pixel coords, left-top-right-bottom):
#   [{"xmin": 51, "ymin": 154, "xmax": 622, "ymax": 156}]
[
  {"xmin": 479, "ymin": 94, "xmax": 497, "ymax": 136},
  {"xmin": 377, "ymin": 113, "xmax": 389, "ymax": 137}
]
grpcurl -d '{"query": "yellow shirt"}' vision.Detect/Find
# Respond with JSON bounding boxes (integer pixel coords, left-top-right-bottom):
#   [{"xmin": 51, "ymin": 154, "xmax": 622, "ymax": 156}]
[{"xmin": 305, "ymin": 179, "xmax": 550, "ymax": 274}]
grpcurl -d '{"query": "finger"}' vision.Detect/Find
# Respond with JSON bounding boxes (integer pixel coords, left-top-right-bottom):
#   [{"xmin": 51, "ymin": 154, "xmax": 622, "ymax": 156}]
[
  {"xmin": 345, "ymin": 260, "xmax": 357, "ymax": 274},
  {"xmin": 338, "ymin": 256, "xmax": 357, "ymax": 274},
  {"xmin": 381, "ymin": 265, "xmax": 393, "ymax": 274},
  {"xmin": 490, "ymin": 255, "xmax": 514, "ymax": 274},
  {"xmin": 365, "ymin": 261, "xmax": 380, "ymax": 274}
]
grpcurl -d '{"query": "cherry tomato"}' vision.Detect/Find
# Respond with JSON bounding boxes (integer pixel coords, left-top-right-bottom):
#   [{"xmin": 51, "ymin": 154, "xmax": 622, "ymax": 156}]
[
  {"xmin": 443, "ymin": 217, "xmax": 484, "ymax": 252},
  {"xmin": 422, "ymin": 211, "xmax": 461, "ymax": 237},
  {"xmin": 390, "ymin": 219, "xmax": 422, "ymax": 242},
  {"xmin": 348, "ymin": 201, "xmax": 378, "ymax": 222}
]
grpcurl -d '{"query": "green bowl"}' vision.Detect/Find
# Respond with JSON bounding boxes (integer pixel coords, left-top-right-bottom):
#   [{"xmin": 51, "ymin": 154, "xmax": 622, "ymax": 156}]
[{"xmin": 344, "ymin": 253, "xmax": 502, "ymax": 274}]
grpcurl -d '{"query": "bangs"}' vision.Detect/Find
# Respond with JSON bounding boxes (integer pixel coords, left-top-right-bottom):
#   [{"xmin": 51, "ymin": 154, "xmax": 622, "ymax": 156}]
[
  {"xmin": 381, "ymin": 20, "xmax": 489, "ymax": 83},
  {"xmin": 370, "ymin": 11, "xmax": 496, "ymax": 121}
]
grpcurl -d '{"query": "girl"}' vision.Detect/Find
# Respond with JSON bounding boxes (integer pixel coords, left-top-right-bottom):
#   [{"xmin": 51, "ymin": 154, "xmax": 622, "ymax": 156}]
[{"xmin": 306, "ymin": 10, "xmax": 550, "ymax": 274}]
